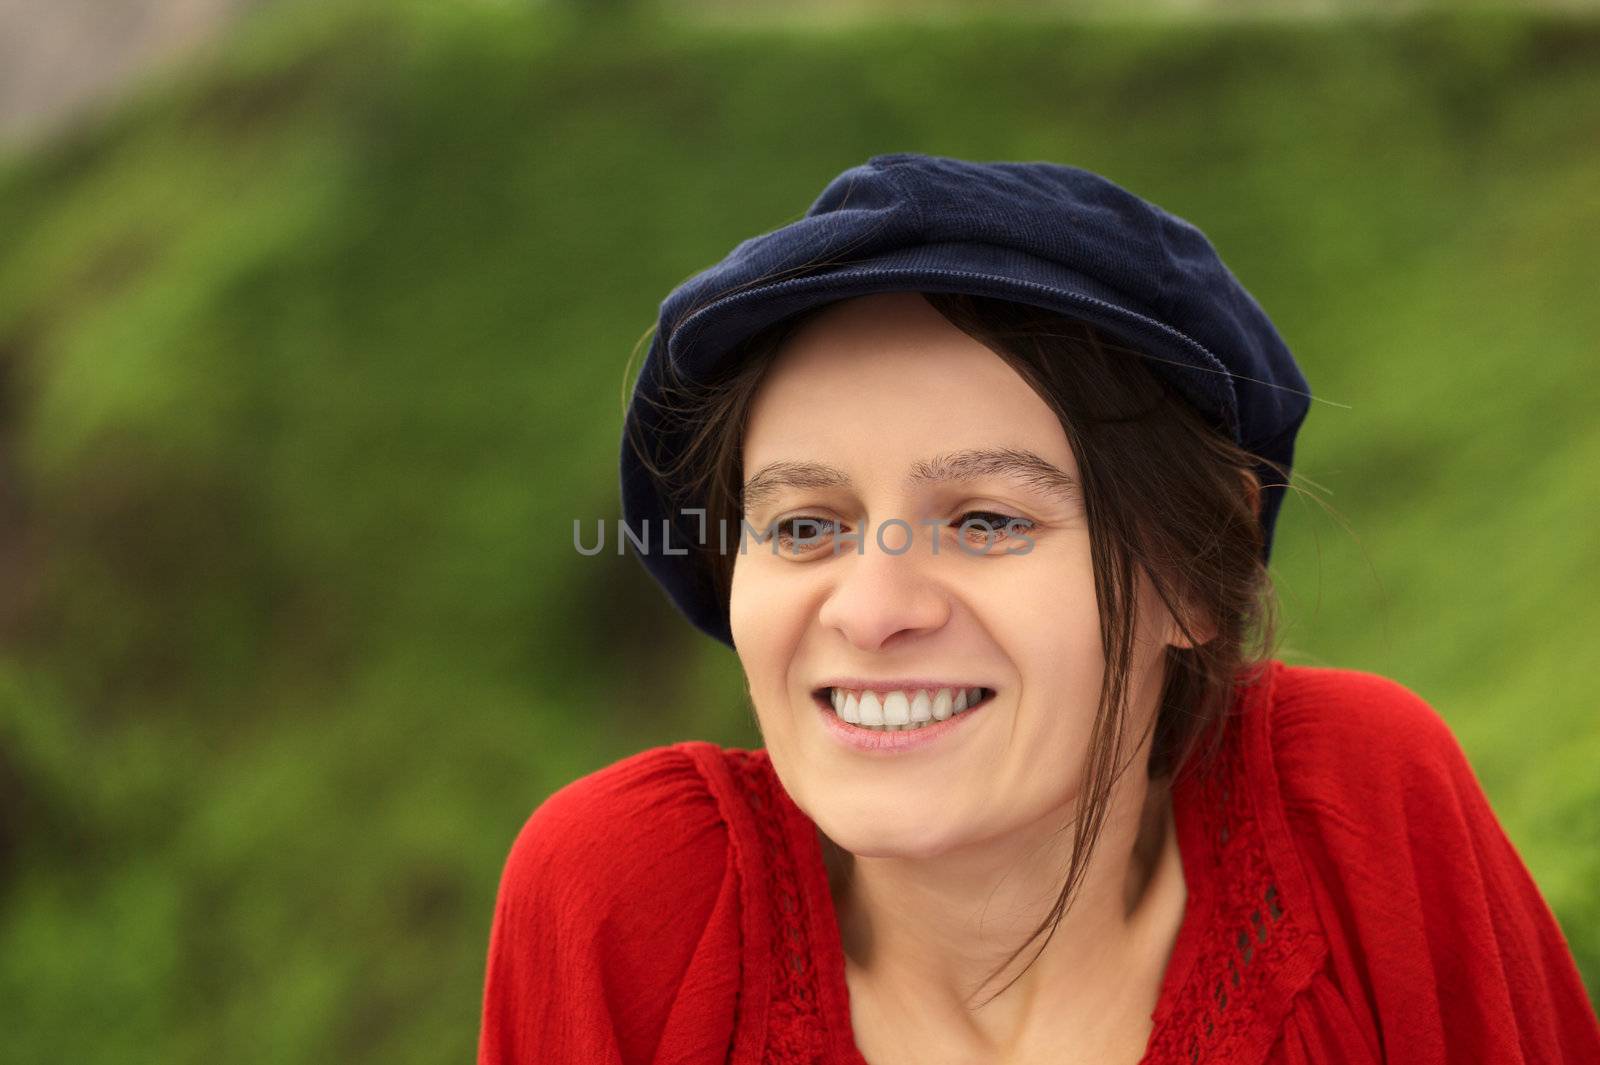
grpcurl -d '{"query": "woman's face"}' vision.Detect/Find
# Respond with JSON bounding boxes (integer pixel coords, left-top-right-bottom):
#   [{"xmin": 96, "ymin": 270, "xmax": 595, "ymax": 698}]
[{"xmin": 729, "ymin": 292, "xmax": 1183, "ymax": 861}]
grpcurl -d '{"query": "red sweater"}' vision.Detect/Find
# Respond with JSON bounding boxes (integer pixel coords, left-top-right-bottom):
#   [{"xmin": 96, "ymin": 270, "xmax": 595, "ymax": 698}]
[{"xmin": 476, "ymin": 661, "xmax": 1600, "ymax": 1063}]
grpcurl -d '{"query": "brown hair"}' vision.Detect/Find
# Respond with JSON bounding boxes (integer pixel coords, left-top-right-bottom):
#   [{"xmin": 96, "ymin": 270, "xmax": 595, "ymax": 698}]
[{"xmin": 624, "ymin": 290, "xmax": 1292, "ymax": 1008}]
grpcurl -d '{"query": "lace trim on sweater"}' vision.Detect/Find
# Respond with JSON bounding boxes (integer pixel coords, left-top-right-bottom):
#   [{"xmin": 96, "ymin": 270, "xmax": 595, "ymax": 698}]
[
  {"xmin": 1143, "ymin": 677, "xmax": 1324, "ymax": 1064},
  {"xmin": 727, "ymin": 749, "xmax": 830, "ymax": 1063}
]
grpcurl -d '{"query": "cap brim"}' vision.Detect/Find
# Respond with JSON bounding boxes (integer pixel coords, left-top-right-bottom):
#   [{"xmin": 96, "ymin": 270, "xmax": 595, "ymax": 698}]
[{"xmin": 663, "ymin": 240, "xmax": 1242, "ymax": 441}]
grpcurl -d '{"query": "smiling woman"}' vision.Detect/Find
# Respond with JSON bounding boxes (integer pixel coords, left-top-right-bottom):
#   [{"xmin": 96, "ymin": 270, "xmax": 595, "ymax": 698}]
[
  {"xmin": 723, "ymin": 291, "xmax": 1253, "ymax": 1058},
  {"xmin": 476, "ymin": 154, "xmax": 1600, "ymax": 1065}
]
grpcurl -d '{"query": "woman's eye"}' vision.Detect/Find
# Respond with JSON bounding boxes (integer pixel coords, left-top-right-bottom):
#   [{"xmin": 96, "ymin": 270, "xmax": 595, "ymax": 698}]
[
  {"xmin": 771, "ymin": 516, "xmax": 841, "ymax": 552},
  {"xmin": 765, "ymin": 512, "xmax": 1033, "ymax": 554},
  {"xmin": 955, "ymin": 511, "xmax": 1034, "ymax": 549}
]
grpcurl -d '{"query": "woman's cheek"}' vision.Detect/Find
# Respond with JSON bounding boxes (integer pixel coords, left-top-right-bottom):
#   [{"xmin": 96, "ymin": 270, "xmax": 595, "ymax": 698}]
[
  {"xmin": 729, "ymin": 566, "xmax": 800, "ymax": 740},
  {"xmin": 977, "ymin": 544, "xmax": 1099, "ymax": 638},
  {"xmin": 727, "ymin": 559, "xmax": 769, "ymax": 653}
]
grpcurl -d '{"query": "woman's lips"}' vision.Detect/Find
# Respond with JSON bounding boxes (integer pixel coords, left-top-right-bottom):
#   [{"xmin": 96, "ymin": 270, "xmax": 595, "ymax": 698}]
[{"xmin": 813, "ymin": 688, "xmax": 994, "ymax": 753}]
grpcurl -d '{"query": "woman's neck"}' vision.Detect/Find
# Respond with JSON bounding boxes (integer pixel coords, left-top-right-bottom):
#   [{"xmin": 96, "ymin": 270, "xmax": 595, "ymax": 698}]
[{"xmin": 820, "ymin": 767, "xmax": 1186, "ymax": 1063}]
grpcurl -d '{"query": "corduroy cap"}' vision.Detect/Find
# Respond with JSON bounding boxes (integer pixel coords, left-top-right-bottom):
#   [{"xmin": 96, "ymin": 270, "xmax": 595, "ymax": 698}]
[{"xmin": 620, "ymin": 152, "xmax": 1311, "ymax": 648}]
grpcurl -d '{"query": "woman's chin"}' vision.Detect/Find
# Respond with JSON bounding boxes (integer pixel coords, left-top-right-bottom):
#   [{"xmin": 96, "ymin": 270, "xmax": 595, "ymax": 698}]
[{"xmin": 812, "ymin": 810, "xmax": 963, "ymax": 862}]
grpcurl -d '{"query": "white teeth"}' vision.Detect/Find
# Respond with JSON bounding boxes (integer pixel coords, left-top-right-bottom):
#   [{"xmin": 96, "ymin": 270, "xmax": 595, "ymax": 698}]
[
  {"xmin": 841, "ymin": 690, "xmax": 861, "ymax": 724},
  {"xmin": 827, "ymin": 686, "xmax": 988, "ymax": 731},
  {"xmin": 909, "ymin": 690, "xmax": 932, "ymax": 723}
]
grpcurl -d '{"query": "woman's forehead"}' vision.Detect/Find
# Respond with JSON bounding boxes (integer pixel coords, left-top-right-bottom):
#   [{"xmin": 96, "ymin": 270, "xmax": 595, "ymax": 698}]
[
  {"xmin": 768, "ymin": 291, "xmax": 972, "ymax": 366},
  {"xmin": 744, "ymin": 300, "xmax": 1071, "ymax": 469},
  {"xmin": 751, "ymin": 300, "xmax": 1043, "ymax": 413}
]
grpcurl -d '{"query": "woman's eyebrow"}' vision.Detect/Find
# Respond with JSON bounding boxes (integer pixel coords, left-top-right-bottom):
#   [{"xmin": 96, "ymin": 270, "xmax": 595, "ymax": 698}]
[{"xmin": 741, "ymin": 447, "xmax": 1080, "ymax": 512}]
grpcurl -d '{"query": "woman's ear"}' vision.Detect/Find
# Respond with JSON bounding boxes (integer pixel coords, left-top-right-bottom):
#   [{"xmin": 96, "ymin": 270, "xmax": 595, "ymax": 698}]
[
  {"xmin": 1158, "ymin": 470, "xmax": 1260, "ymax": 651},
  {"xmin": 1148, "ymin": 572, "xmax": 1216, "ymax": 651},
  {"xmin": 1165, "ymin": 601, "xmax": 1217, "ymax": 650}
]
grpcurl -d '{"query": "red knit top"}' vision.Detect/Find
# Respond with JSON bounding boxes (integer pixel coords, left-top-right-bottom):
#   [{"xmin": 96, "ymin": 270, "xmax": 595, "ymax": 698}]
[{"xmin": 476, "ymin": 661, "xmax": 1600, "ymax": 1063}]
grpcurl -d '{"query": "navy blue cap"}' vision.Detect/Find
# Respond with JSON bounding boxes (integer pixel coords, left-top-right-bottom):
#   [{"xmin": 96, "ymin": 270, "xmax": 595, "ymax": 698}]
[{"xmin": 621, "ymin": 152, "xmax": 1311, "ymax": 648}]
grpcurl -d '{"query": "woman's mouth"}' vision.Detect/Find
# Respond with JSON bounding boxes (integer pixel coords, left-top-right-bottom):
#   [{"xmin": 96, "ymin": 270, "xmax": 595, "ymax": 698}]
[
  {"xmin": 810, "ymin": 685, "xmax": 996, "ymax": 753},
  {"xmin": 812, "ymin": 686, "xmax": 995, "ymax": 731}
]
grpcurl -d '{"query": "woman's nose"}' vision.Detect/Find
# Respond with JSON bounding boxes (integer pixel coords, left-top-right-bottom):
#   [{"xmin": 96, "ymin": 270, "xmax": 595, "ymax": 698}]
[{"xmin": 815, "ymin": 525, "xmax": 951, "ymax": 650}]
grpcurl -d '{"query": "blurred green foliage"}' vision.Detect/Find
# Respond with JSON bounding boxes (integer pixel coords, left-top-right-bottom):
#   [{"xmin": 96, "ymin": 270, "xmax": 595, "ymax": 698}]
[{"xmin": 0, "ymin": 1, "xmax": 1595, "ymax": 1059}]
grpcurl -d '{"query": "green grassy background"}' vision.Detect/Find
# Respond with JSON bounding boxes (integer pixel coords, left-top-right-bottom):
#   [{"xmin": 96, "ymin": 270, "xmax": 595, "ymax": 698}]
[{"xmin": 0, "ymin": 1, "xmax": 1595, "ymax": 1059}]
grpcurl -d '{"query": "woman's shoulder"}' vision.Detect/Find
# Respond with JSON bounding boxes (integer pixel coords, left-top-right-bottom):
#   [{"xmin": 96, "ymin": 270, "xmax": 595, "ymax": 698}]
[
  {"xmin": 1264, "ymin": 659, "xmax": 1455, "ymax": 745},
  {"xmin": 1256, "ymin": 660, "xmax": 1472, "ymax": 816},
  {"xmin": 1235, "ymin": 662, "xmax": 1600, "ymax": 1060},
  {"xmin": 479, "ymin": 743, "xmax": 758, "ymax": 1064},
  {"xmin": 1243, "ymin": 659, "xmax": 1535, "ymax": 960},
  {"xmin": 500, "ymin": 741, "xmax": 741, "ymax": 905}
]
